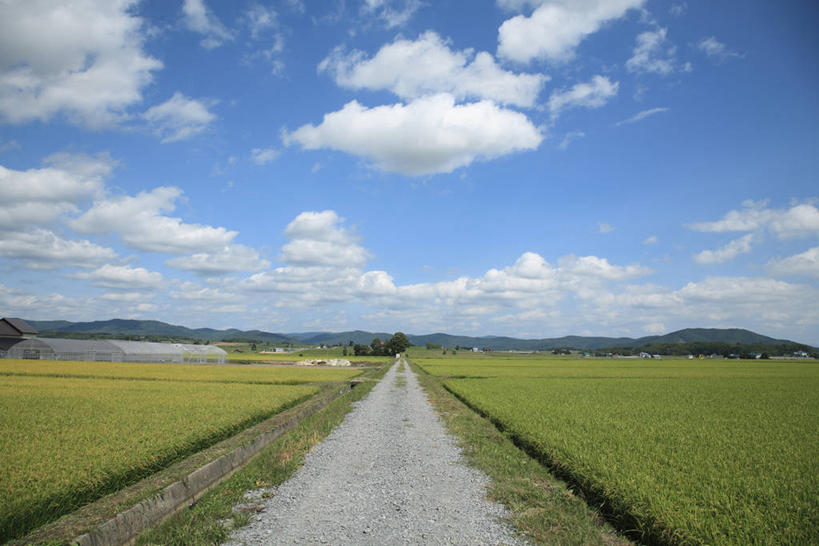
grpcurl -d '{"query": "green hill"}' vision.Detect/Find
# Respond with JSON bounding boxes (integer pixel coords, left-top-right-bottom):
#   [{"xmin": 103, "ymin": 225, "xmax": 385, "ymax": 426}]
[{"xmin": 22, "ymin": 320, "xmax": 814, "ymax": 351}]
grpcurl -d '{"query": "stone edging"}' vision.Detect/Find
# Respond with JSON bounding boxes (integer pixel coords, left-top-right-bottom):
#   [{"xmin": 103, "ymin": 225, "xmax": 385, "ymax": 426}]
[{"xmin": 71, "ymin": 382, "xmax": 357, "ymax": 546}]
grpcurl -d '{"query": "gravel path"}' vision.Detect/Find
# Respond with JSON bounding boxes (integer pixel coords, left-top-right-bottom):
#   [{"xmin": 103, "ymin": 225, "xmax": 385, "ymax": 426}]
[{"xmin": 226, "ymin": 357, "xmax": 524, "ymax": 545}]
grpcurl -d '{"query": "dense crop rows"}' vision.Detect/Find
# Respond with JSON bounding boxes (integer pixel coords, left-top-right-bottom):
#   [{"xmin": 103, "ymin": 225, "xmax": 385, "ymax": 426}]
[
  {"xmin": 0, "ymin": 359, "xmax": 361, "ymax": 384},
  {"xmin": 0, "ymin": 372, "xmax": 318, "ymax": 541},
  {"xmin": 417, "ymin": 357, "xmax": 819, "ymax": 544}
]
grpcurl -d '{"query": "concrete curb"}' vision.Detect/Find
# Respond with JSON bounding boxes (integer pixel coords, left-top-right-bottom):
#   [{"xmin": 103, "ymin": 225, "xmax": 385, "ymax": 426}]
[{"xmin": 72, "ymin": 382, "xmax": 357, "ymax": 546}]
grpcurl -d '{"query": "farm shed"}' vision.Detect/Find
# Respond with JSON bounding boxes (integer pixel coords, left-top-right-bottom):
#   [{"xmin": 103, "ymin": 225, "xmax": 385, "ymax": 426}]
[
  {"xmin": 0, "ymin": 317, "xmax": 38, "ymax": 357},
  {"xmin": 4, "ymin": 338, "xmax": 225, "ymax": 364},
  {"xmin": 105, "ymin": 340, "xmax": 185, "ymax": 363},
  {"xmin": 6, "ymin": 338, "xmax": 124, "ymax": 361},
  {"xmin": 176, "ymin": 343, "xmax": 227, "ymax": 364}
]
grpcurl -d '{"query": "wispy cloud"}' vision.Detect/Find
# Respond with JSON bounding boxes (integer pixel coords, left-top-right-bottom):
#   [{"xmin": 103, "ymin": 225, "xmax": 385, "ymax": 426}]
[
  {"xmin": 598, "ymin": 222, "xmax": 615, "ymax": 234},
  {"xmin": 616, "ymin": 107, "xmax": 670, "ymax": 126},
  {"xmin": 698, "ymin": 36, "xmax": 743, "ymax": 62},
  {"xmin": 558, "ymin": 131, "xmax": 585, "ymax": 150}
]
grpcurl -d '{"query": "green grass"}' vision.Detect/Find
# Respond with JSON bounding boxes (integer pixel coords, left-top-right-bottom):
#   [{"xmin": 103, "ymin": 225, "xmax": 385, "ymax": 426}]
[
  {"xmin": 0, "ymin": 358, "xmax": 362, "ymax": 384},
  {"xmin": 424, "ymin": 358, "xmax": 819, "ymax": 544},
  {"xmin": 0, "ymin": 374, "xmax": 318, "ymax": 542},
  {"xmin": 136, "ymin": 365, "xmax": 388, "ymax": 546}
]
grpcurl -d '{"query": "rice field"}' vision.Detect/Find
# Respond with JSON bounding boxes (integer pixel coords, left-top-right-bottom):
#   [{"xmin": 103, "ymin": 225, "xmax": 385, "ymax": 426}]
[
  {"xmin": 0, "ymin": 360, "xmax": 340, "ymax": 542},
  {"xmin": 0, "ymin": 358, "xmax": 362, "ymax": 384},
  {"xmin": 416, "ymin": 356, "xmax": 819, "ymax": 544}
]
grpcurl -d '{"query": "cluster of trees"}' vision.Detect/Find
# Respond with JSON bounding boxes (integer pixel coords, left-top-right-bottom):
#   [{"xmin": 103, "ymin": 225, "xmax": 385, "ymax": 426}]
[
  {"xmin": 352, "ymin": 332, "xmax": 411, "ymax": 356},
  {"xmin": 593, "ymin": 341, "xmax": 817, "ymax": 358}
]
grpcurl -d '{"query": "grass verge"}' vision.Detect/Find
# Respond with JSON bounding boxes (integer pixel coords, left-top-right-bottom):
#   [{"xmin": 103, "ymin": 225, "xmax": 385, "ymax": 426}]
[
  {"xmin": 135, "ymin": 365, "xmax": 387, "ymax": 546},
  {"xmin": 410, "ymin": 360, "xmax": 628, "ymax": 546}
]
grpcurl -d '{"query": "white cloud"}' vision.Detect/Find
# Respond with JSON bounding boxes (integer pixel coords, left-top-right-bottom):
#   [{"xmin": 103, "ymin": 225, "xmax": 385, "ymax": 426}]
[
  {"xmin": 100, "ymin": 292, "xmax": 144, "ymax": 302},
  {"xmin": 694, "ymin": 233, "xmax": 754, "ymax": 264},
  {"xmin": 689, "ymin": 201, "xmax": 819, "ymax": 239},
  {"xmin": 548, "ymin": 75, "xmax": 618, "ymax": 118},
  {"xmin": 698, "ymin": 36, "xmax": 742, "ymax": 62},
  {"xmin": 251, "ymin": 147, "xmax": 279, "ymax": 165},
  {"xmin": 71, "ymin": 264, "xmax": 164, "ymax": 290},
  {"xmin": 497, "ymin": 0, "xmax": 645, "ymax": 63},
  {"xmin": 0, "ymin": 229, "xmax": 118, "ymax": 269},
  {"xmin": 558, "ymin": 130, "xmax": 585, "ymax": 150},
  {"xmin": 70, "ymin": 186, "xmax": 237, "ymax": 254},
  {"xmin": 0, "ymin": 139, "xmax": 21, "ymax": 152},
  {"xmin": 182, "ymin": 0, "xmax": 233, "ymax": 49},
  {"xmin": 677, "ymin": 276, "xmax": 808, "ymax": 305},
  {"xmin": 557, "ymin": 254, "xmax": 651, "ymax": 280},
  {"xmin": 0, "ymin": 0, "xmax": 162, "ymax": 127},
  {"xmin": 361, "ymin": 0, "xmax": 422, "ymax": 28},
  {"xmin": 643, "ymin": 322, "xmax": 666, "ymax": 334},
  {"xmin": 245, "ymin": 4, "xmax": 279, "ymax": 38},
  {"xmin": 626, "ymin": 27, "xmax": 677, "ymax": 75},
  {"xmin": 319, "ymin": 32, "xmax": 547, "ymax": 108},
  {"xmin": 281, "ymin": 211, "xmax": 370, "ymax": 267},
  {"xmin": 616, "ymin": 107, "xmax": 669, "ymax": 125},
  {"xmin": 767, "ymin": 247, "xmax": 819, "ymax": 278},
  {"xmin": 143, "ymin": 92, "xmax": 217, "ymax": 143},
  {"xmin": 284, "ymin": 94, "xmax": 543, "ymax": 176},
  {"xmin": 643, "ymin": 235, "xmax": 658, "ymax": 245},
  {"xmin": 669, "ymin": 2, "xmax": 687, "ymax": 16},
  {"xmin": 166, "ymin": 245, "xmax": 271, "ymax": 275},
  {"xmin": 0, "ymin": 153, "xmax": 112, "ymax": 228},
  {"xmin": 598, "ymin": 222, "xmax": 615, "ymax": 234}
]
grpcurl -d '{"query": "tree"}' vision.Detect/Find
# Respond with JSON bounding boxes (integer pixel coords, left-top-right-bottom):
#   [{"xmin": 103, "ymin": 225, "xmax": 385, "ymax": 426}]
[
  {"xmin": 370, "ymin": 338, "xmax": 383, "ymax": 355},
  {"xmin": 386, "ymin": 332, "xmax": 411, "ymax": 355},
  {"xmin": 353, "ymin": 344, "xmax": 369, "ymax": 356}
]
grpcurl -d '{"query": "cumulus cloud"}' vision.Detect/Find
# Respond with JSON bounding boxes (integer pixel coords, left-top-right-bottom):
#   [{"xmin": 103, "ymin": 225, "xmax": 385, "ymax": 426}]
[
  {"xmin": 284, "ymin": 94, "xmax": 543, "ymax": 175},
  {"xmin": 548, "ymin": 75, "xmax": 618, "ymax": 118},
  {"xmin": 616, "ymin": 107, "xmax": 670, "ymax": 126},
  {"xmin": 626, "ymin": 27, "xmax": 679, "ymax": 75},
  {"xmin": 767, "ymin": 247, "xmax": 819, "ymax": 278},
  {"xmin": 0, "ymin": 153, "xmax": 112, "ymax": 228},
  {"xmin": 143, "ymin": 92, "xmax": 217, "ymax": 142},
  {"xmin": 70, "ymin": 186, "xmax": 237, "ymax": 254},
  {"xmin": 643, "ymin": 235, "xmax": 659, "ymax": 245},
  {"xmin": 497, "ymin": 0, "xmax": 645, "ymax": 63},
  {"xmin": 182, "ymin": 0, "xmax": 234, "ymax": 49},
  {"xmin": 166, "ymin": 244, "xmax": 270, "ymax": 275},
  {"xmin": 0, "ymin": 229, "xmax": 118, "ymax": 269},
  {"xmin": 281, "ymin": 210, "xmax": 370, "ymax": 267},
  {"xmin": 320, "ymin": 32, "xmax": 547, "ymax": 108},
  {"xmin": 0, "ymin": 0, "xmax": 162, "ymax": 127},
  {"xmin": 694, "ymin": 233, "xmax": 754, "ymax": 264},
  {"xmin": 71, "ymin": 264, "xmax": 164, "ymax": 290},
  {"xmin": 689, "ymin": 200, "xmax": 819, "ymax": 239},
  {"xmin": 598, "ymin": 222, "xmax": 615, "ymax": 234}
]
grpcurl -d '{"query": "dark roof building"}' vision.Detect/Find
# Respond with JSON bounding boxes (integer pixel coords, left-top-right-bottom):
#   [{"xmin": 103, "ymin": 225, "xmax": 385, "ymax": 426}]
[
  {"xmin": 0, "ymin": 318, "xmax": 38, "ymax": 356},
  {"xmin": 0, "ymin": 317, "xmax": 38, "ymax": 337}
]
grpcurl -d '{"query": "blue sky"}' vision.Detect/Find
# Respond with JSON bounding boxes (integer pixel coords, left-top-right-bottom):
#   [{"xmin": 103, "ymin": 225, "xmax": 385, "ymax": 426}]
[{"xmin": 1, "ymin": 0, "xmax": 818, "ymax": 344}]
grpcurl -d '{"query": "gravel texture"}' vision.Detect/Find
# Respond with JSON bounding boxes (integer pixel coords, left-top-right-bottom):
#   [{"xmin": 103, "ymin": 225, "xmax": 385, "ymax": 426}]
[{"xmin": 226, "ymin": 357, "xmax": 524, "ymax": 545}]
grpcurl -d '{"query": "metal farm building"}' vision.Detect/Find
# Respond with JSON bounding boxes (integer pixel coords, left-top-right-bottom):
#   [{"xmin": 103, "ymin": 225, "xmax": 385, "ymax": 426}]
[{"xmin": 5, "ymin": 338, "xmax": 227, "ymax": 364}]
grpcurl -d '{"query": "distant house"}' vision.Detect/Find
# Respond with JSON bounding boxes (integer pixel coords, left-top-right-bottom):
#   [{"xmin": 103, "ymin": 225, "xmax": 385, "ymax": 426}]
[{"xmin": 0, "ymin": 317, "xmax": 38, "ymax": 358}]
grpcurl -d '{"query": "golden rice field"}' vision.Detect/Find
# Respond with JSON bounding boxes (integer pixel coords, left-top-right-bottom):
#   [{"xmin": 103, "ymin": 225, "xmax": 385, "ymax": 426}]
[
  {"xmin": 0, "ymin": 360, "xmax": 345, "ymax": 542},
  {"xmin": 0, "ymin": 358, "xmax": 362, "ymax": 384},
  {"xmin": 415, "ymin": 356, "xmax": 819, "ymax": 544}
]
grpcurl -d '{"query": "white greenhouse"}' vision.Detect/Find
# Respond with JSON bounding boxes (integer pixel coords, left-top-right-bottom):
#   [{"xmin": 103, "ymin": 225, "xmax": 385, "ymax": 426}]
[{"xmin": 5, "ymin": 338, "xmax": 226, "ymax": 364}]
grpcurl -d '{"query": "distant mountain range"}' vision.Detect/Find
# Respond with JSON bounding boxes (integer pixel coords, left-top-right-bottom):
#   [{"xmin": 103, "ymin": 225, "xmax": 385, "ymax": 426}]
[{"xmin": 23, "ymin": 319, "xmax": 814, "ymax": 350}]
